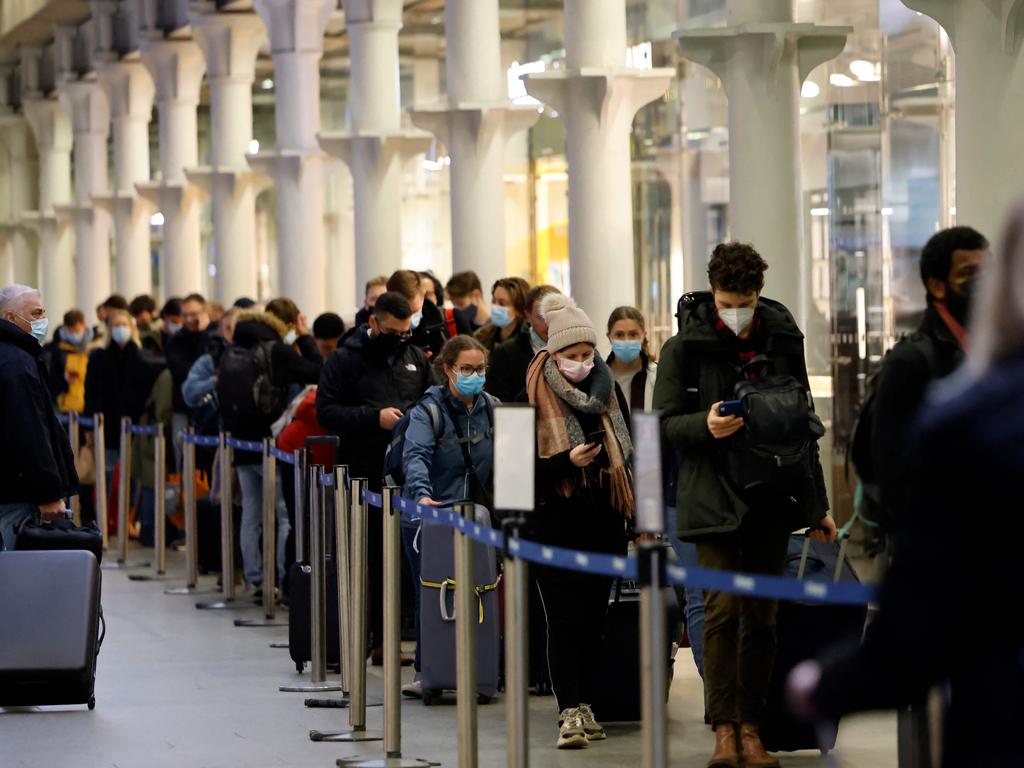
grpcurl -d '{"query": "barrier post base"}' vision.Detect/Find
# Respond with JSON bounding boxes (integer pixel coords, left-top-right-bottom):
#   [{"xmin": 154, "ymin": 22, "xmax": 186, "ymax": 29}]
[
  {"xmin": 315, "ymin": 728, "xmax": 383, "ymax": 743},
  {"xmin": 164, "ymin": 585, "xmax": 220, "ymax": 596},
  {"xmin": 307, "ymin": 696, "xmax": 382, "ymax": 712},
  {"xmin": 196, "ymin": 598, "xmax": 250, "ymax": 610},
  {"xmin": 279, "ymin": 682, "xmax": 343, "ymax": 693},
  {"xmin": 269, "ymin": 641, "xmax": 289, "ymax": 649},
  {"xmin": 336, "ymin": 757, "xmax": 440, "ymax": 767},
  {"xmin": 102, "ymin": 560, "xmax": 150, "ymax": 571},
  {"xmin": 234, "ymin": 618, "xmax": 288, "ymax": 628},
  {"xmin": 128, "ymin": 573, "xmax": 169, "ymax": 582}
]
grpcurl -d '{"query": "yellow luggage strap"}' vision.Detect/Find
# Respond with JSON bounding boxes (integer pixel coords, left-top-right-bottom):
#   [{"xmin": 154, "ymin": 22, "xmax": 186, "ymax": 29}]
[{"xmin": 420, "ymin": 575, "xmax": 502, "ymax": 624}]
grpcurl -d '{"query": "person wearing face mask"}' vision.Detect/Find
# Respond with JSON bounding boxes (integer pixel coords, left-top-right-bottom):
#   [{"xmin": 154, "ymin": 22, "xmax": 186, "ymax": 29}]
[
  {"xmin": 317, "ymin": 292, "xmax": 431, "ymax": 664},
  {"xmin": 399, "ymin": 335, "xmax": 497, "ymax": 694},
  {"xmin": 387, "ymin": 270, "xmax": 449, "ymax": 359},
  {"xmin": 475, "ymin": 277, "xmax": 530, "ymax": 353},
  {"xmin": 84, "ymin": 309, "xmax": 165, "ymax": 516},
  {"xmin": 446, "ymin": 271, "xmax": 490, "ymax": 335},
  {"xmin": 0, "ymin": 284, "xmax": 78, "ymax": 548},
  {"xmin": 486, "ymin": 285, "xmax": 561, "ymax": 403},
  {"xmin": 525, "ymin": 293, "xmax": 634, "ymax": 750},
  {"xmin": 865, "ymin": 226, "xmax": 988, "ymax": 544},
  {"xmin": 654, "ymin": 243, "xmax": 834, "ymax": 768},
  {"xmin": 42, "ymin": 309, "xmax": 96, "ymax": 415},
  {"xmin": 605, "ymin": 306, "xmax": 657, "ymax": 413}
]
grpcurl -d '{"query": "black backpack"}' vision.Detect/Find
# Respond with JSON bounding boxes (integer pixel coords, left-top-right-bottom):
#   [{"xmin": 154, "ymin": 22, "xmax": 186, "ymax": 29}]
[
  {"xmin": 723, "ymin": 357, "xmax": 826, "ymax": 493},
  {"xmin": 215, "ymin": 341, "xmax": 284, "ymax": 433}
]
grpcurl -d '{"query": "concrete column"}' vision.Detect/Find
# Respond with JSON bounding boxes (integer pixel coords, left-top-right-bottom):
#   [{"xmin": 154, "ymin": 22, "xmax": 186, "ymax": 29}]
[
  {"xmin": 138, "ymin": 37, "xmax": 207, "ymax": 298},
  {"xmin": 523, "ymin": 0, "xmax": 673, "ymax": 329},
  {"xmin": 22, "ymin": 87, "xmax": 75, "ymax": 323},
  {"xmin": 677, "ymin": 0, "xmax": 849, "ymax": 322},
  {"xmin": 95, "ymin": 56, "xmax": 155, "ymax": 299},
  {"xmin": 320, "ymin": 0, "xmax": 431, "ymax": 308},
  {"xmin": 903, "ymin": 0, "xmax": 1024, "ymax": 240},
  {"xmin": 250, "ymin": 0, "xmax": 334, "ymax": 316},
  {"xmin": 59, "ymin": 78, "xmax": 112, "ymax": 315},
  {"xmin": 0, "ymin": 114, "xmax": 38, "ymax": 286},
  {"xmin": 189, "ymin": 6, "xmax": 268, "ymax": 304},
  {"xmin": 409, "ymin": 0, "xmax": 538, "ymax": 287}
]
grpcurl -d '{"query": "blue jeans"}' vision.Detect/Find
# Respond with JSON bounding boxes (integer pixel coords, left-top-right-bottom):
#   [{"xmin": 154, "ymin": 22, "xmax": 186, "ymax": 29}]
[
  {"xmin": 666, "ymin": 506, "xmax": 706, "ymax": 679},
  {"xmin": 400, "ymin": 518, "xmax": 422, "ymax": 672},
  {"xmin": 0, "ymin": 502, "xmax": 35, "ymax": 551},
  {"xmin": 237, "ymin": 463, "xmax": 290, "ymax": 587}
]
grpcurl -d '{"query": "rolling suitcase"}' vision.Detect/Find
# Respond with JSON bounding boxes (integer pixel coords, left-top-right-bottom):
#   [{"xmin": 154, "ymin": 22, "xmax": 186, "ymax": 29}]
[
  {"xmin": 761, "ymin": 534, "xmax": 869, "ymax": 753},
  {"xmin": 419, "ymin": 513, "xmax": 501, "ymax": 705},
  {"xmin": 287, "ymin": 557, "xmax": 341, "ymax": 672},
  {"xmin": 0, "ymin": 550, "xmax": 103, "ymax": 709},
  {"xmin": 589, "ymin": 579, "xmax": 682, "ymax": 722}
]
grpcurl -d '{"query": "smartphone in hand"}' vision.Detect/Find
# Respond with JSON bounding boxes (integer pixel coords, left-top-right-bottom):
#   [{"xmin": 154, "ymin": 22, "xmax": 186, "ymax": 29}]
[
  {"xmin": 586, "ymin": 429, "xmax": 607, "ymax": 446},
  {"xmin": 718, "ymin": 400, "xmax": 744, "ymax": 418}
]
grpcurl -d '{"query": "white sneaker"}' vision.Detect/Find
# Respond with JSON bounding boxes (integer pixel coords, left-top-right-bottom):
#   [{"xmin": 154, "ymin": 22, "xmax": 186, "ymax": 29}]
[
  {"xmin": 578, "ymin": 703, "xmax": 606, "ymax": 741},
  {"xmin": 557, "ymin": 708, "xmax": 588, "ymax": 749},
  {"xmin": 401, "ymin": 679, "xmax": 423, "ymax": 699}
]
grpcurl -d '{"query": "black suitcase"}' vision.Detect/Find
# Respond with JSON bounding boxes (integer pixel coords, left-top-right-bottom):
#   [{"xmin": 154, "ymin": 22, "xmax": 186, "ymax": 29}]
[
  {"xmin": 287, "ymin": 557, "xmax": 340, "ymax": 672},
  {"xmin": 589, "ymin": 581, "xmax": 682, "ymax": 723},
  {"xmin": 761, "ymin": 535, "xmax": 868, "ymax": 753},
  {"xmin": 197, "ymin": 498, "xmax": 242, "ymax": 576},
  {"xmin": 0, "ymin": 550, "xmax": 103, "ymax": 709},
  {"xmin": 15, "ymin": 517, "xmax": 104, "ymax": 563}
]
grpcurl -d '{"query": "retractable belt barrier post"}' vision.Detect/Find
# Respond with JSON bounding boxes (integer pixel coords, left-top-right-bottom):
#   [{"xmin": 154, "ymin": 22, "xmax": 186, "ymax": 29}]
[
  {"xmin": 111, "ymin": 418, "xmax": 149, "ymax": 569},
  {"xmin": 165, "ymin": 428, "xmax": 218, "ymax": 595},
  {"xmin": 335, "ymin": 465, "xmax": 353, "ymax": 697},
  {"xmin": 93, "ymin": 413, "xmax": 108, "ymax": 550},
  {"xmin": 197, "ymin": 432, "xmax": 246, "ymax": 610},
  {"xmin": 129, "ymin": 422, "xmax": 169, "ymax": 582},
  {"xmin": 455, "ymin": 501, "xmax": 479, "ymax": 768},
  {"xmin": 294, "ymin": 448, "xmax": 306, "ymax": 561},
  {"xmin": 639, "ymin": 541, "xmax": 668, "ymax": 768},
  {"xmin": 68, "ymin": 413, "xmax": 81, "ymax": 525},
  {"xmin": 235, "ymin": 438, "xmax": 288, "ymax": 628},
  {"xmin": 502, "ymin": 518, "xmax": 529, "ymax": 768}
]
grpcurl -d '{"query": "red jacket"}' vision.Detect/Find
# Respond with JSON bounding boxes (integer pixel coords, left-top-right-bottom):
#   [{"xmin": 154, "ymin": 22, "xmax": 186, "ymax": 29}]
[{"xmin": 276, "ymin": 388, "xmax": 335, "ymax": 467}]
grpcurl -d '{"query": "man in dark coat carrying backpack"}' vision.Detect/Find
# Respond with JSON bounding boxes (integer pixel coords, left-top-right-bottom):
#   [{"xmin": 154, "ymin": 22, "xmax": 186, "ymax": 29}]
[{"xmin": 654, "ymin": 243, "xmax": 835, "ymax": 768}]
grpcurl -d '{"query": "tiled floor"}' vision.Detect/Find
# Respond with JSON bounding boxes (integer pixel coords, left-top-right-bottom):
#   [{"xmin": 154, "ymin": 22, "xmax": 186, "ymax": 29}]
[{"xmin": 1, "ymin": 548, "xmax": 896, "ymax": 767}]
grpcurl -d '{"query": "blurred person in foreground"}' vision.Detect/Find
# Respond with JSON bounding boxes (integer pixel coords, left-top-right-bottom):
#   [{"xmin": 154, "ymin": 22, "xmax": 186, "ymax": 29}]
[{"xmin": 787, "ymin": 209, "xmax": 1024, "ymax": 768}]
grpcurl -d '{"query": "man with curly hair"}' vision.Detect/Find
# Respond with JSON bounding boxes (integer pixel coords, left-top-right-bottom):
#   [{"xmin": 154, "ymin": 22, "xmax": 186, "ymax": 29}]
[{"xmin": 654, "ymin": 243, "xmax": 836, "ymax": 768}]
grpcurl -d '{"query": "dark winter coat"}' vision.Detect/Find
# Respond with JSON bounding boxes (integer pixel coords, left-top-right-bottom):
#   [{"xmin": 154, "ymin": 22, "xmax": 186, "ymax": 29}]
[
  {"xmin": 0, "ymin": 320, "xmax": 78, "ymax": 505},
  {"xmin": 653, "ymin": 292, "xmax": 829, "ymax": 540},
  {"xmin": 813, "ymin": 347, "xmax": 1024, "ymax": 768},
  {"xmin": 84, "ymin": 340, "xmax": 164, "ymax": 449},
  {"xmin": 485, "ymin": 324, "xmax": 536, "ymax": 403},
  {"xmin": 226, "ymin": 314, "xmax": 322, "ymax": 466},
  {"xmin": 165, "ymin": 328, "xmax": 210, "ymax": 413},
  {"xmin": 316, "ymin": 326, "xmax": 432, "ymax": 489},
  {"xmin": 870, "ymin": 303, "xmax": 965, "ymax": 532},
  {"xmin": 411, "ymin": 298, "xmax": 449, "ymax": 360}
]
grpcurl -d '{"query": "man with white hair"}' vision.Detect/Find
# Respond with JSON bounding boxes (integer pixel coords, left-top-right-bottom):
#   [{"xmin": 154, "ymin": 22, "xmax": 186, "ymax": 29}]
[{"xmin": 0, "ymin": 284, "xmax": 78, "ymax": 549}]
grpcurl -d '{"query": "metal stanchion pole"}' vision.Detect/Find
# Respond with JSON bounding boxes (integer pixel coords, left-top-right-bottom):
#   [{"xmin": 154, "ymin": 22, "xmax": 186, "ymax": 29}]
[
  {"xmin": 455, "ymin": 501, "xmax": 479, "ymax": 768},
  {"xmin": 155, "ymin": 423, "xmax": 167, "ymax": 574},
  {"xmin": 196, "ymin": 432, "xmax": 246, "ymax": 610},
  {"xmin": 293, "ymin": 447, "xmax": 306, "ymax": 562},
  {"xmin": 69, "ymin": 413, "xmax": 81, "ymax": 525},
  {"xmin": 281, "ymin": 462, "xmax": 342, "ymax": 693},
  {"xmin": 313, "ymin": 477, "xmax": 383, "ymax": 743},
  {"xmin": 236, "ymin": 439, "xmax": 288, "ymax": 628},
  {"xmin": 94, "ymin": 413, "xmax": 108, "ymax": 551},
  {"xmin": 165, "ymin": 429, "xmax": 216, "ymax": 595},
  {"xmin": 118, "ymin": 417, "xmax": 131, "ymax": 564},
  {"xmin": 335, "ymin": 486, "xmax": 436, "ymax": 767},
  {"xmin": 503, "ymin": 517, "xmax": 529, "ymax": 768},
  {"xmin": 640, "ymin": 541, "xmax": 668, "ymax": 768}
]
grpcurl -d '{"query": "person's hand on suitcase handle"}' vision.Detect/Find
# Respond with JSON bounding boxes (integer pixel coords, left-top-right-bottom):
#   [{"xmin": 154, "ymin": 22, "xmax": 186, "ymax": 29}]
[
  {"xmin": 38, "ymin": 499, "xmax": 67, "ymax": 522},
  {"xmin": 808, "ymin": 515, "xmax": 838, "ymax": 543}
]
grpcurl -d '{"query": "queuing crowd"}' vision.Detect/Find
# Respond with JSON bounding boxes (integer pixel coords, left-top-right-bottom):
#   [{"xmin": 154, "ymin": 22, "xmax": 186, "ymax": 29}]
[{"xmin": 1, "ymin": 219, "xmax": 1020, "ymax": 766}]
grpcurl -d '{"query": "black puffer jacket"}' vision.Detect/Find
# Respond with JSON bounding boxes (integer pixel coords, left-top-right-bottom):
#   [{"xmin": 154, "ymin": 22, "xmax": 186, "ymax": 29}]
[
  {"xmin": 0, "ymin": 320, "xmax": 78, "ymax": 504},
  {"xmin": 166, "ymin": 328, "xmax": 209, "ymax": 413},
  {"xmin": 84, "ymin": 340, "xmax": 164, "ymax": 449},
  {"xmin": 485, "ymin": 324, "xmax": 536, "ymax": 404},
  {"xmin": 653, "ymin": 292, "xmax": 829, "ymax": 539},
  {"xmin": 316, "ymin": 326, "xmax": 431, "ymax": 488}
]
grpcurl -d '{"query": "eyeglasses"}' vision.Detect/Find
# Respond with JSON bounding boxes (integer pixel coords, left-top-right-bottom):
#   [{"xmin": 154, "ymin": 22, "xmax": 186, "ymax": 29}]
[{"xmin": 454, "ymin": 365, "xmax": 486, "ymax": 376}]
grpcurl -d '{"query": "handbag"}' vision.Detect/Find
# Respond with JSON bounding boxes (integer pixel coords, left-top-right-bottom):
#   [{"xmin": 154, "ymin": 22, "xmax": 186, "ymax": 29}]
[
  {"xmin": 16, "ymin": 516, "xmax": 104, "ymax": 563},
  {"xmin": 75, "ymin": 442, "xmax": 96, "ymax": 485}
]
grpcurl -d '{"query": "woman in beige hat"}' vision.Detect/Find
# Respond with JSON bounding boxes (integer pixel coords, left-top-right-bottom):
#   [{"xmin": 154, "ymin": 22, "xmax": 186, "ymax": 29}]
[{"xmin": 526, "ymin": 293, "xmax": 635, "ymax": 750}]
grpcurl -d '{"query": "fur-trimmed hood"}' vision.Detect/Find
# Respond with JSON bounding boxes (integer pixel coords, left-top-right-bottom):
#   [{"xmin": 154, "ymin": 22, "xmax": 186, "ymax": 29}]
[{"xmin": 232, "ymin": 310, "xmax": 287, "ymax": 348}]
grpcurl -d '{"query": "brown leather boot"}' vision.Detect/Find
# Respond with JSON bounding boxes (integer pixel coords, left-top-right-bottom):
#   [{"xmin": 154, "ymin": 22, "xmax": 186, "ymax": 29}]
[
  {"xmin": 707, "ymin": 722, "xmax": 740, "ymax": 768},
  {"xmin": 739, "ymin": 723, "xmax": 781, "ymax": 768}
]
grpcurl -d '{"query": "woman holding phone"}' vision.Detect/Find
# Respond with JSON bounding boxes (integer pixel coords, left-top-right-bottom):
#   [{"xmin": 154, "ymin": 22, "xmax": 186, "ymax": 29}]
[{"xmin": 526, "ymin": 294, "xmax": 634, "ymax": 750}]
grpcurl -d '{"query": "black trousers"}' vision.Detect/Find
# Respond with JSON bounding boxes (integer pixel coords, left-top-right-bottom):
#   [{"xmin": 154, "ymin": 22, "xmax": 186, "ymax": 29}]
[{"xmin": 535, "ymin": 567, "xmax": 613, "ymax": 714}]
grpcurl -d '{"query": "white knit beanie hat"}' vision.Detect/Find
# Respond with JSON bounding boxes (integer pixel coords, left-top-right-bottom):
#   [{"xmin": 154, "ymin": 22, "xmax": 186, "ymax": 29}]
[{"xmin": 541, "ymin": 294, "xmax": 596, "ymax": 354}]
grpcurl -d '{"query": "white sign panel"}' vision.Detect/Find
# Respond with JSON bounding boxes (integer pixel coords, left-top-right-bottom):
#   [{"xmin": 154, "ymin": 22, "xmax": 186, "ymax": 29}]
[
  {"xmin": 632, "ymin": 411, "xmax": 665, "ymax": 534},
  {"xmin": 493, "ymin": 406, "xmax": 536, "ymax": 512}
]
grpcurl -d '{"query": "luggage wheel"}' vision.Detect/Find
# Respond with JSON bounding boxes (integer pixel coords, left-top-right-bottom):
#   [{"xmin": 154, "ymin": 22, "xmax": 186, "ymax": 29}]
[
  {"xmin": 477, "ymin": 694, "xmax": 492, "ymax": 705},
  {"xmin": 88, "ymin": 696, "xmax": 96, "ymax": 710}
]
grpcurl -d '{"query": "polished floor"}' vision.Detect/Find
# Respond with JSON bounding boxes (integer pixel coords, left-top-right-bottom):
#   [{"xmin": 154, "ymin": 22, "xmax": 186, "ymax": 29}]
[{"xmin": 1, "ymin": 546, "xmax": 896, "ymax": 768}]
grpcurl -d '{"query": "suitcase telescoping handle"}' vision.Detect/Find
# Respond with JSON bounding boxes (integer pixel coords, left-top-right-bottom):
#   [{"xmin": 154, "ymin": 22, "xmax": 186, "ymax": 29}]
[{"xmin": 795, "ymin": 532, "xmax": 849, "ymax": 583}]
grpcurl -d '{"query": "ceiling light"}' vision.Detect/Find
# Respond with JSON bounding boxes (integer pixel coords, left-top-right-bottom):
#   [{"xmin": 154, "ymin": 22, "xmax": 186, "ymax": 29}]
[
  {"xmin": 830, "ymin": 73, "xmax": 856, "ymax": 87},
  {"xmin": 810, "ymin": 208, "xmax": 830, "ymax": 217},
  {"xmin": 881, "ymin": 207, "xmax": 894, "ymax": 216},
  {"xmin": 150, "ymin": 212, "xmax": 164, "ymax": 226},
  {"xmin": 261, "ymin": 78, "xmax": 274, "ymax": 90},
  {"xmin": 801, "ymin": 81, "xmax": 820, "ymax": 98},
  {"xmin": 248, "ymin": 139, "xmax": 260, "ymax": 155}
]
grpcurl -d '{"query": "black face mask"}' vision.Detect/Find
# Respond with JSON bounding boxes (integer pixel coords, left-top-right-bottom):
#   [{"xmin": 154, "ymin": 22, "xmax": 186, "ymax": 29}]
[
  {"xmin": 373, "ymin": 331, "xmax": 407, "ymax": 357},
  {"xmin": 945, "ymin": 277, "xmax": 977, "ymax": 325}
]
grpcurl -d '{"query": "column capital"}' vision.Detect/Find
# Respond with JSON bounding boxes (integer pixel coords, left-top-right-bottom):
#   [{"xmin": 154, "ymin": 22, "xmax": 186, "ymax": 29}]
[
  {"xmin": 190, "ymin": 10, "xmax": 267, "ymax": 80},
  {"xmin": 253, "ymin": 0, "xmax": 334, "ymax": 54},
  {"xmin": 22, "ymin": 97, "xmax": 73, "ymax": 152},
  {"xmin": 318, "ymin": 130, "xmax": 431, "ymax": 170},
  {"xmin": 903, "ymin": 0, "xmax": 1024, "ymax": 54},
  {"xmin": 523, "ymin": 69, "xmax": 673, "ymax": 131},
  {"xmin": 409, "ymin": 104, "xmax": 539, "ymax": 154},
  {"xmin": 59, "ymin": 79, "xmax": 111, "ymax": 137},
  {"xmin": 139, "ymin": 37, "xmax": 207, "ymax": 104},
  {"xmin": 96, "ymin": 58, "xmax": 155, "ymax": 121}
]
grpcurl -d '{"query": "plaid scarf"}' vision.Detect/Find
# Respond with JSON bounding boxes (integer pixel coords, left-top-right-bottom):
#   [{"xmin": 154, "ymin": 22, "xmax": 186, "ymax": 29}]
[{"xmin": 526, "ymin": 351, "xmax": 635, "ymax": 519}]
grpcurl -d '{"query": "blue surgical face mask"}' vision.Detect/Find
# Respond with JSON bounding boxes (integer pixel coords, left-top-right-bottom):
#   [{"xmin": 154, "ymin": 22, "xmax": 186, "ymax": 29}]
[
  {"xmin": 410, "ymin": 311, "xmax": 423, "ymax": 330},
  {"xmin": 490, "ymin": 305, "xmax": 513, "ymax": 329},
  {"xmin": 454, "ymin": 372, "xmax": 486, "ymax": 397},
  {"xmin": 529, "ymin": 327, "xmax": 545, "ymax": 353},
  {"xmin": 17, "ymin": 314, "xmax": 49, "ymax": 345},
  {"xmin": 611, "ymin": 339, "xmax": 643, "ymax": 364},
  {"xmin": 61, "ymin": 328, "xmax": 85, "ymax": 347},
  {"xmin": 111, "ymin": 325, "xmax": 132, "ymax": 347}
]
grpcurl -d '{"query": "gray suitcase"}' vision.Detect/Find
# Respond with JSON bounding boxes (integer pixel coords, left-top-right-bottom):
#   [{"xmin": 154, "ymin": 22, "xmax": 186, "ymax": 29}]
[
  {"xmin": 418, "ymin": 513, "xmax": 500, "ymax": 705},
  {"xmin": 0, "ymin": 550, "xmax": 103, "ymax": 709}
]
